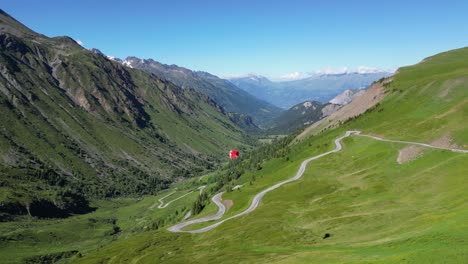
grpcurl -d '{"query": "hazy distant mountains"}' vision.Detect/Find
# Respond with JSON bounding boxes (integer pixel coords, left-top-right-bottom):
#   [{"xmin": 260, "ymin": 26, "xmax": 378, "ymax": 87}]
[
  {"xmin": 267, "ymin": 101, "xmax": 325, "ymax": 134},
  {"xmin": 229, "ymin": 72, "xmax": 392, "ymax": 109},
  {"xmin": 105, "ymin": 55, "xmax": 282, "ymax": 126},
  {"xmin": 267, "ymin": 87, "xmax": 374, "ymax": 134}
]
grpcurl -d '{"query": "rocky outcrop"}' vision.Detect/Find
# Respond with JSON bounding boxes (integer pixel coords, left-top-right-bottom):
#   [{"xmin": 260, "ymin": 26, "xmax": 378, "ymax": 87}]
[
  {"xmin": 297, "ymin": 81, "xmax": 387, "ymax": 139},
  {"xmin": 329, "ymin": 89, "xmax": 366, "ymax": 105}
]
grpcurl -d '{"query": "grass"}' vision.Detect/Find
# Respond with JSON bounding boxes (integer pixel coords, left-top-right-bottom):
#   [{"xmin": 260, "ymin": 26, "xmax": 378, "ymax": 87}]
[
  {"xmin": 71, "ymin": 47, "xmax": 468, "ymax": 263},
  {"xmin": 2, "ymin": 43, "xmax": 468, "ymax": 263},
  {"xmin": 73, "ymin": 135, "xmax": 468, "ymax": 263},
  {"xmin": 0, "ymin": 181, "xmax": 205, "ymax": 263}
]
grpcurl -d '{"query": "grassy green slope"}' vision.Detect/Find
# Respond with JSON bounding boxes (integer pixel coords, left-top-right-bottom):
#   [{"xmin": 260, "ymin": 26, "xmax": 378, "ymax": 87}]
[
  {"xmin": 0, "ymin": 190, "xmax": 197, "ymax": 262},
  {"xmin": 343, "ymin": 47, "xmax": 468, "ymax": 144},
  {"xmin": 75, "ymin": 136, "xmax": 467, "ymax": 264},
  {"xmin": 0, "ymin": 171, "xmax": 216, "ymax": 263},
  {"xmin": 72, "ymin": 47, "xmax": 468, "ymax": 263}
]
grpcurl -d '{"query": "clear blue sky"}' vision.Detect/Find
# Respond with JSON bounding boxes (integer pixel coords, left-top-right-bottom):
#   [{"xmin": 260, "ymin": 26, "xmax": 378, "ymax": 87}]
[{"xmin": 3, "ymin": 0, "xmax": 468, "ymax": 78}]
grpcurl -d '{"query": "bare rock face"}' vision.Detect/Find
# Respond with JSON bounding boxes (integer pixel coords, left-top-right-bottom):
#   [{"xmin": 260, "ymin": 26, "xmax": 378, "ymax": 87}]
[
  {"xmin": 329, "ymin": 89, "xmax": 366, "ymax": 105},
  {"xmin": 321, "ymin": 103, "xmax": 342, "ymax": 117},
  {"xmin": 297, "ymin": 81, "xmax": 387, "ymax": 139}
]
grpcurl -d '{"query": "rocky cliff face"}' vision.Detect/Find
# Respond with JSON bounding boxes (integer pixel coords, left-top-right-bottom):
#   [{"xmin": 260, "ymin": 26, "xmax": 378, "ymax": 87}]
[{"xmin": 329, "ymin": 89, "xmax": 366, "ymax": 105}]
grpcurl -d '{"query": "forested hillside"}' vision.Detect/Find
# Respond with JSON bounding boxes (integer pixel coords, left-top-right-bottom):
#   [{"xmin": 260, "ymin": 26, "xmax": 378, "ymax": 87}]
[{"xmin": 0, "ymin": 9, "xmax": 249, "ymax": 220}]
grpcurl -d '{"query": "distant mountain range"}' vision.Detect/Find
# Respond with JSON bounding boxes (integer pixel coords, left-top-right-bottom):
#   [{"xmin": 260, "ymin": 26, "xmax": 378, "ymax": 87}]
[
  {"xmin": 101, "ymin": 54, "xmax": 282, "ymax": 126},
  {"xmin": 267, "ymin": 87, "xmax": 372, "ymax": 134},
  {"xmin": 229, "ymin": 72, "xmax": 392, "ymax": 109},
  {"xmin": 266, "ymin": 101, "xmax": 326, "ymax": 134}
]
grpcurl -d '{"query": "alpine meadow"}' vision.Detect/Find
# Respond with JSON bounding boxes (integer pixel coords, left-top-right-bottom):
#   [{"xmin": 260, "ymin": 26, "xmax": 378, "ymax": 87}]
[{"xmin": 1, "ymin": 2, "xmax": 467, "ymax": 264}]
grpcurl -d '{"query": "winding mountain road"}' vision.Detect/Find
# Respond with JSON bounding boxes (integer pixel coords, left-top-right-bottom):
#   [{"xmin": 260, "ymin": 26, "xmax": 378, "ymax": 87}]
[
  {"xmin": 168, "ymin": 130, "xmax": 467, "ymax": 233},
  {"xmin": 168, "ymin": 192, "xmax": 226, "ymax": 233}
]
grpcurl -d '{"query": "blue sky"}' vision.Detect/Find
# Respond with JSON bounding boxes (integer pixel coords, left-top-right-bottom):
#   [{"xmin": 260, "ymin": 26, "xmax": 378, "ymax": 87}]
[{"xmin": 3, "ymin": 0, "xmax": 468, "ymax": 79}]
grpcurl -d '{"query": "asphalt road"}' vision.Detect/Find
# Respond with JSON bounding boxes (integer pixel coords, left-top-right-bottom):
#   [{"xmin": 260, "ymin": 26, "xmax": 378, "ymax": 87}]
[
  {"xmin": 168, "ymin": 130, "xmax": 467, "ymax": 233},
  {"xmin": 167, "ymin": 192, "xmax": 226, "ymax": 233}
]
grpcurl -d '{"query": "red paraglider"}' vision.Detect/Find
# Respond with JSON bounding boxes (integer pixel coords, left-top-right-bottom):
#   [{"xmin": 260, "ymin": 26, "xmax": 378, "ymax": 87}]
[{"xmin": 229, "ymin": 149, "xmax": 240, "ymax": 160}]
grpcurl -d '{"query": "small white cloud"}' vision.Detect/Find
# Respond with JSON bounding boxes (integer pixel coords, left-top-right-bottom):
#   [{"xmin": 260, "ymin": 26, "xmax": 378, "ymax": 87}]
[
  {"xmin": 314, "ymin": 67, "xmax": 349, "ymax": 75},
  {"xmin": 313, "ymin": 66, "xmax": 387, "ymax": 75},
  {"xmin": 356, "ymin": 66, "xmax": 381, "ymax": 74},
  {"xmin": 76, "ymin": 40, "xmax": 84, "ymax": 46},
  {"xmin": 279, "ymin": 72, "xmax": 306, "ymax": 80}
]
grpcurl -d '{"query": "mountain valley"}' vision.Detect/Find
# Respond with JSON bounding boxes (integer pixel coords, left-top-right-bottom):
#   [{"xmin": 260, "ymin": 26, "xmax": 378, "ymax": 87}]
[
  {"xmin": 0, "ymin": 10, "xmax": 250, "ymax": 221},
  {"xmin": 229, "ymin": 71, "xmax": 391, "ymax": 109},
  {"xmin": 0, "ymin": 5, "xmax": 467, "ymax": 264}
]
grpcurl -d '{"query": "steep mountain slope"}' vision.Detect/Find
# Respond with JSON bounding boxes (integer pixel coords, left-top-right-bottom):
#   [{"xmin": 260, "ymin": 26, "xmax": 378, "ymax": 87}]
[
  {"xmin": 297, "ymin": 81, "xmax": 387, "ymax": 138},
  {"xmin": 227, "ymin": 74, "xmax": 274, "ymax": 103},
  {"xmin": 230, "ymin": 72, "xmax": 391, "ymax": 108},
  {"xmin": 0, "ymin": 10, "xmax": 248, "ymax": 219},
  {"xmin": 268, "ymin": 90, "xmax": 362, "ymax": 134},
  {"xmin": 109, "ymin": 56, "xmax": 282, "ymax": 126},
  {"xmin": 74, "ymin": 47, "xmax": 468, "ymax": 263},
  {"xmin": 329, "ymin": 88, "xmax": 365, "ymax": 105},
  {"xmin": 266, "ymin": 101, "xmax": 325, "ymax": 134}
]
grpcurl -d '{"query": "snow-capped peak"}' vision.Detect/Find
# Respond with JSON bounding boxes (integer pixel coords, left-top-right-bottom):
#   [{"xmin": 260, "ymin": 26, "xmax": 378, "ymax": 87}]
[
  {"xmin": 245, "ymin": 74, "xmax": 266, "ymax": 81},
  {"xmin": 122, "ymin": 59, "xmax": 134, "ymax": 68}
]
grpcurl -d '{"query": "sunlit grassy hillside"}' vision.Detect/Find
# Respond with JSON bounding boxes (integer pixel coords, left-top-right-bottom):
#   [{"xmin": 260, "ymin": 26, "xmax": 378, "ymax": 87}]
[
  {"xmin": 2, "ymin": 45, "xmax": 467, "ymax": 263},
  {"xmin": 70, "ymin": 48, "xmax": 468, "ymax": 263}
]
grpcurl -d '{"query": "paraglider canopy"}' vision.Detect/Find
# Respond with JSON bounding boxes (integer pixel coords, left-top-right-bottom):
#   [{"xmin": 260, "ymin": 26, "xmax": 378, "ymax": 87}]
[{"xmin": 229, "ymin": 149, "xmax": 240, "ymax": 160}]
